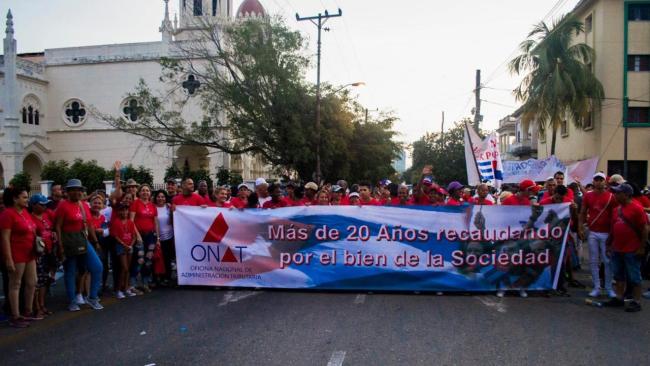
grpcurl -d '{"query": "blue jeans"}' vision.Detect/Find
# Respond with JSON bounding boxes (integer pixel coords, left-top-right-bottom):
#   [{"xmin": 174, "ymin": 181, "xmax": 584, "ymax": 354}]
[
  {"xmin": 63, "ymin": 242, "xmax": 103, "ymax": 303},
  {"xmin": 611, "ymin": 252, "xmax": 642, "ymax": 286}
]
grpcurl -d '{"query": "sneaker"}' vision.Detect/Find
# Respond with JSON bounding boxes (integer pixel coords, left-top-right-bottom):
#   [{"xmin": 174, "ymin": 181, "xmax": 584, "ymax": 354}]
[
  {"xmin": 116, "ymin": 291, "xmax": 126, "ymax": 299},
  {"xmin": 603, "ymin": 298, "xmax": 625, "ymax": 307},
  {"xmin": 131, "ymin": 287, "xmax": 143, "ymax": 295},
  {"xmin": 625, "ymin": 300, "xmax": 642, "ymax": 313},
  {"xmin": 68, "ymin": 302, "xmax": 81, "ymax": 312},
  {"xmin": 588, "ymin": 288, "xmax": 601, "ymax": 297},
  {"xmin": 519, "ymin": 289, "xmax": 528, "ymax": 298},
  {"xmin": 8, "ymin": 317, "xmax": 29, "ymax": 328},
  {"xmin": 642, "ymin": 290, "xmax": 650, "ymax": 299},
  {"xmin": 75, "ymin": 294, "xmax": 86, "ymax": 305},
  {"xmin": 22, "ymin": 314, "xmax": 44, "ymax": 321},
  {"xmin": 125, "ymin": 289, "xmax": 137, "ymax": 297},
  {"xmin": 86, "ymin": 298, "xmax": 103, "ymax": 310},
  {"xmin": 606, "ymin": 290, "xmax": 618, "ymax": 299},
  {"xmin": 496, "ymin": 290, "xmax": 505, "ymax": 298}
]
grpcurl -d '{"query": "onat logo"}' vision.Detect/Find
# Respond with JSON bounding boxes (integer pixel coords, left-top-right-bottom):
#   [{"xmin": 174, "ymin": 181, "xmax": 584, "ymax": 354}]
[{"xmin": 203, "ymin": 213, "xmax": 229, "ymax": 243}]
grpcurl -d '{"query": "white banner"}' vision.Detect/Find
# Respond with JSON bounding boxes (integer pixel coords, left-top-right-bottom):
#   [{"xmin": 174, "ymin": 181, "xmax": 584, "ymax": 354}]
[
  {"xmin": 464, "ymin": 122, "xmax": 503, "ymax": 187},
  {"xmin": 501, "ymin": 156, "xmax": 599, "ymax": 185}
]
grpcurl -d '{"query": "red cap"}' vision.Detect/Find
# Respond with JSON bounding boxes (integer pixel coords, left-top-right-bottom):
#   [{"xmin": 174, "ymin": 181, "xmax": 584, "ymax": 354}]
[{"xmin": 519, "ymin": 179, "xmax": 536, "ymax": 191}]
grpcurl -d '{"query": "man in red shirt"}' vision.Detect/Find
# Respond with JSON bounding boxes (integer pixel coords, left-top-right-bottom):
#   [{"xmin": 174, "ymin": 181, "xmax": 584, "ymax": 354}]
[
  {"xmin": 171, "ymin": 178, "xmax": 205, "ymax": 211},
  {"xmin": 501, "ymin": 179, "xmax": 539, "ymax": 206},
  {"xmin": 603, "ymin": 183, "xmax": 649, "ymax": 311},
  {"xmin": 230, "ymin": 184, "xmax": 250, "ymax": 209},
  {"xmin": 469, "ymin": 183, "xmax": 494, "ymax": 205},
  {"xmin": 540, "ymin": 185, "xmax": 573, "ymax": 205},
  {"xmin": 263, "ymin": 184, "xmax": 288, "ymax": 209},
  {"xmin": 579, "ymin": 172, "xmax": 617, "ymax": 298},
  {"xmin": 358, "ymin": 182, "xmax": 380, "ymax": 206}
]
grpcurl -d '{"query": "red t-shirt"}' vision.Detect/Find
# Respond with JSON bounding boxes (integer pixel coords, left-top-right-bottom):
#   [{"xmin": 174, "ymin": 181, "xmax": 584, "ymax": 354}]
[
  {"xmin": 359, "ymin": 198, "xmax": 380, "ymax": 206},
  {"xmin": 468, "ymin": 197, "xmax": 494, "ymax": 205},
  {"xmin": 55, "ymin": 199, "xmax": 93, "ymax": 233},
  {"xmin": 446, "ymin": 198, "xmax": 463, "ymax": 206},
  {"xmin": 299, "ymin": 197, "xmax": 316, "ymax": 206},
  {"xmin": 229, "ymin": 197, "xmax": 247, "ymax": 209},
  {"xmin": 0, "ymin": 208, "xmax": 36, "ymax": 263},
  {"xmin": 89, "ymin": 213, "xmax": 105, "ymax": 231},
  {"xmin": 611, "ymin": 202, "xmax": 649, "ymax": 253},
  {"xmin": 633, "ymin": 195, "xmax": 650, "ymax": 209},
  {"xmin": 110, "ymin": 219, "xmax": 137, "ymax": 247},
  {"xmin": 501, "ymin": 195, "xmax": 531, "ymax": 206},
  {"xmin": 540, "ymin": 196, "xmax": 572, "ymax": 205},
  {"xmin": 172, "ymin": 193, "xmax": 205, "ymax": 207},
  {"xmin": 542, "ymin": 189, "xmax": 574, "ymax": 201},
  {"xmin": 130, "ymin": 199, "xmax": 158, "ymax": 233},
  {"xmin": 283, "ymin": 197, "xmax": 303, "ymax": 207},
  {"xmin": 31, "ymin": 210, "xmax": 55, "ymax": 252},
  {"xmin": 582, "ymin": 190, "xmax": 615, "ymax": 233},
  {"xmin": 413, "ymin": 195, "xmax": 432, "ymax": 205},
  {"xmin": 263, "ymin": 200, "xmax": 288, "ymax": 209}
]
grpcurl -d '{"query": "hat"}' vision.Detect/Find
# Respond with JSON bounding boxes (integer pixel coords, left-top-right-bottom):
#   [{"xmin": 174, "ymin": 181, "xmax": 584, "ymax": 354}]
[
  {"xmin": 125, "ymin": 178, "xmax": 139, "ymax": 187},
  {"xmin": 237, "ymin": 183, "xmax": 249, "ymax": 191},
  {"xmin": 593, "ymin": 172, "xmax": 606, "ymax": 180},
  {"xmin": 331, "ymin": 185, "xmax": 343, "ymax": 193},
  {"xmin": 65, "ymin": 179, "xmax": 85, "ymax": 191},
  {"xmin": 546, "ymin": 176, "xmax": 556, "ymax": 182},
  {"xmin": 446, "ymin": 181, "xmax": 463, "ymax": 192},
  {"xmin": 609, "ymin": 174, "xmax": 625, "ymax": 185},
  {"xmin": 422, "ymin": 177, "xmax": 433, "ymax": 186},
  {"xmin": 255, "ymin": 178, "xmax": 268, "ymax": 187},
  {"xmin": 519, "ymin": 179, "xmax": 536, "ymax": 191},
  {"xmin": 611, "ymin": 183, "xmax": 633, "ymax": 195},
  {"xmin": 29, "ymin": 194, "xmax": 49, "ymax": 206},
  {"xmin": 349, "ymin": 192, "xmax": 360, "ymax": 198},
  {"xmin": 379, "ymin": 179, "xmax": 392, "ymax": 187},
  {"xmin": 305, "ymin": 182, "xmax": 318, "ymax": 191},
  {"xmin": 166, "ymin": 178, "xmax": 177, "ymax": 184}
]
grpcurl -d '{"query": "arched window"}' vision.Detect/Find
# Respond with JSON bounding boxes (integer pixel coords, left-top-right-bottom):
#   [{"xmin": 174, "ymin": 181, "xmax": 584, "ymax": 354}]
[
  {"xmin": 22, "ymin": 107, "xmax": 27, "ymax": 124},
  {"xmin": 34, "ymin": 110, "xmax": 40, "ymax": 125},
  {"xmin": 22, "ymin": 95, "xmax": 42, "ymax": 127},
  {"xmin": 27, "ymin": 106, "xmax": 34, "ymax": 124},
  {"xmin": 194, "ymin": 0, "xmax": 203, "ymax": 16}
]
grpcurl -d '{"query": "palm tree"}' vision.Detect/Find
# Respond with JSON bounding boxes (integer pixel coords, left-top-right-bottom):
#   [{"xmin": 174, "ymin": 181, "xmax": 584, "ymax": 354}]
[{"xmin": 509, "ymin": 14, "xmax": 604, "ymax": 155}]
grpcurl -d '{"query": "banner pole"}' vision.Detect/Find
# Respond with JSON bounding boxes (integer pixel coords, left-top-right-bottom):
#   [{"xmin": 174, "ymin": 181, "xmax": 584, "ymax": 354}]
[{"xmin": 465, "ymin": 120, "xmax": 482, "ymax": 185}]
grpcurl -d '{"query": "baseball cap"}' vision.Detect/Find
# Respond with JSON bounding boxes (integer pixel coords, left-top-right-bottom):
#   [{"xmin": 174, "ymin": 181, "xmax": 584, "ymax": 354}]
[
  {"xmin": 593, "ymin": 172, "xmax": 606, "ymax": 180},
  {"xmin": 611, "ymin": 183, "xmax": 633, "ymax": 195},
  {"xmin": 446, "ymin": 181, "xmax": 464, "ymax": 192},
  {"xmin": 349, "ymin": 192, "xmax": 360, "ymax": 198},
  {"xmin": 29, "ymin": 194, "xmax": 49, "ymax": 206},
  {"xmin": 422, "ymin": 177, "xmax": 433, "ymax": 186},
  {"xmin": 255, "ymin": 178, "xmax": 268, "ymax": 187},
  {"xmin": 331, "ymin": 185, "xmax": 344, "ymax": 193},
  {"xmin": 608, "ymin": 174, "xmax": 625, "ymax": 185},
  {"xmin": 305, "ymin": 182, "xmax": 319, "ymax": 191},
  {"xmin": 519, "ymin": 179, "xmax": 536, "ymax": 191},
  {"xmin": 237, "ymin": 183, "xmax": 249, "ymax": 191},
  {"xmin": 379, "ymin": 179, "xmax": 392, "ymax": 187}
]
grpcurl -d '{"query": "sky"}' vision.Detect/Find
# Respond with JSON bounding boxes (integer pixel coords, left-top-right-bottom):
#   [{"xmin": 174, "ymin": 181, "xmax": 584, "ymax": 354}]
[{"xmin": 1, "ymin": 0, "xmax": 581, "ymax": 148}]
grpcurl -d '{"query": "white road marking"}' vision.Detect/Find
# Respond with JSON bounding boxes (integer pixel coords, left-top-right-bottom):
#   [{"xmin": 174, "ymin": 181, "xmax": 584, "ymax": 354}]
[
  {"xmin": 476, "ymin": 296, "xmax": 507, "ymax": 313},
  {"xmin": 353, "ymin": 294, "xmax": 366, "ymax": 304},
  {"xmin": 327, "ymin": 351, "xmax": 346, "ymax": 366},
  {"xmin": 218, "ymin": 290, "xmax": 261, "ymax": 307}
]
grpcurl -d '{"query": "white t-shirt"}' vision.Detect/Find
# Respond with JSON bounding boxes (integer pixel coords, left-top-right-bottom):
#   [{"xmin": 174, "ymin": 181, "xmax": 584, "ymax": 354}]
[{"xmin": 157, "ymin": 205, "xmax": 174, "ymax": 241}]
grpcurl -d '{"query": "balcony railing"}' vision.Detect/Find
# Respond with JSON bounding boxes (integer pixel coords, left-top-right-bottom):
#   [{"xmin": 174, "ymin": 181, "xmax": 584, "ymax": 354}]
[{"xmin": 507, "ymin": 141, "xmax": 537, "ymax": 157}]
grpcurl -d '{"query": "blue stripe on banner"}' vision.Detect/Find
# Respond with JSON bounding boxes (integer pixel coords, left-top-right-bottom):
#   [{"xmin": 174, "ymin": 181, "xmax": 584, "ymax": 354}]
[
  {"xmin": 477, "ymin": 161, "xmax": 492, "ymax": 166},
  {"xmin": 481, "ymin": 175, "xmax": 495, "ymax": 180},
  {"xmin": 479, "ymin": 168, "xmax": 493, "ymax": 173}
]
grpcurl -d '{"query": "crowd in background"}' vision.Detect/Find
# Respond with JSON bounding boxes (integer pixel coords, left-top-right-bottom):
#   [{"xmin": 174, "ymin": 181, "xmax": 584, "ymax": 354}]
[{"xmin": 1, "ymin": 162, "xmax": 649, "ymax": 328}]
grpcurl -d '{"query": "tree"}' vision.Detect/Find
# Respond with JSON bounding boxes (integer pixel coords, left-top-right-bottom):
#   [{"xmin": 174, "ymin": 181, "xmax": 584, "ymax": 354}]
[
  {"xmin": 67, "ymin": 159, "xmax": 109, "ymax": 192},
  {"xmin": 107, "ymin": 164, "xmax": 154, "ymax": 187},
  {"xmin": 41, "ymin": 160, "xmax": 70, "ymax": 186},
  {"xmin": 509, "ymin": 14, "xmax": 604, "ymax": 155},
  {"xmin": 406, "ymin": 120, "xmax": 477, "ymax": 185},
  {"xmin": 216, "ymin": 167, "xmax": 231, "ymax": 186},
  {"xmin": 9, "ymin": 172, "xmax": 31, "ymax": 192}
]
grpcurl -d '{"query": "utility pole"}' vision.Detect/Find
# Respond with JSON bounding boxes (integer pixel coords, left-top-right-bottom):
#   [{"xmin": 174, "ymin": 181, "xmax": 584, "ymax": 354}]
[
  {"xmin": 296, "ymin": 8, "xmax": 342, "ymax": 184},
  {"xmin": 441, "ymin": 111, "xmax": 445, "ymax": 134},
  {"xmin": 364, "ymin": 108, "xmax": 378, "ymax": 123},
  {"xmin": 474, "ymin": 69, "xmax": 481, "ymax": 131}
]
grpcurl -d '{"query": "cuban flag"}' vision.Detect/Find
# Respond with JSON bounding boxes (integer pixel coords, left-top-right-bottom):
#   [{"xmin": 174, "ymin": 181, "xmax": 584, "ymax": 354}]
[{"xmin": 464, "ymin": 122, "xmax": 503, "ymax": 187}]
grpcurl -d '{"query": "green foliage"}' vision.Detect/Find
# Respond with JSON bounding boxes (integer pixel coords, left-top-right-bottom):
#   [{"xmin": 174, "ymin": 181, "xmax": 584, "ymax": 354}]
[
  {"xmin": 509, "ymin": 14, "xmax": 604, "ymax": 155},
  {"xmin": 68, "ymin": 159, "xmax": 109, "ymax": 192},
  {"xmin": 107, "ymin": 164, "xmax": 154, "ymax": 187},
  {"xmin": 187, "ymin": 168, "xmax": 213, "ymax": 189},
  {"xmin": 406, "ymin": 120, "xmax": 478, "ymax": 185},
  {"xmin": 41, "ymin": 160, "xmax": 70, "ymax": 186},
  {"xmin": 216, "ymin": 167, "xmax": 231, "ymax": 186},
  {"xmin": 230, "ymin": 173, "xmax": 243, "ymax": 186},
  {"xmin": 9, "ymin": 172, "xmax": 31, "ymax": 192},
  {"xmin": 164, "ymin": 165, "xmax": 182, "ymax": 181}
]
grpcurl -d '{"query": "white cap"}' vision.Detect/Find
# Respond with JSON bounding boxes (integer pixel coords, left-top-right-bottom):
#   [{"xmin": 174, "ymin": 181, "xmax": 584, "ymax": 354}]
[
  {"xmin": 349, "ymin": 192, "xmax": 360, "ymax": 198},
  {"xmin": 255, "ymin": 178, "xmax": 268, "ymax": 187},
  {"xmin": 546, "ymin": 176, "xmax": 555, "ymax": 182},
  {"xmin": 593, "ymin": 172, "xmax": 606, "ymax": 180}
]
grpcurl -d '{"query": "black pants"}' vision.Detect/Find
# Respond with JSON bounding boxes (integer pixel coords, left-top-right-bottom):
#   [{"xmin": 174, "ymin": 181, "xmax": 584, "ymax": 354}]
[
  {"xmin": 101, "ymin": 237, "xmax": 120, "ymax": 291},
  {"xmin": 1, "ymin": 262, "xmax": 9, "ymax": 315},
  {"xmin": 161, "ymin": 238, "xmax": 175, "ymax": 281}
]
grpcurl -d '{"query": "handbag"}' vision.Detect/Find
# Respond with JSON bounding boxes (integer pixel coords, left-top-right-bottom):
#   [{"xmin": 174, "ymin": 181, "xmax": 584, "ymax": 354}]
[
  {"xmin": 61, "ymin": 202, "xmax": 89, "ymax": 257},
  {"xmin": 34, "ymin": 235, "xmax": 46, "ymax": 256}
]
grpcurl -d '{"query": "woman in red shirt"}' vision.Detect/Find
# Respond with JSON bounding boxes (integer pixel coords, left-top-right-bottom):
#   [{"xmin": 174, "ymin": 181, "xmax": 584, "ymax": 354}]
[
  {"xmin": 29, "ymin": 194, "xmax": 56, "ymax": 319},
  {"xmin": 207, "ymin": 187, "xmax": 233, "ymax": 208},
  {"xmin": 0, "ymin": 188, "xmax": 38, "ymax": 327},
  {"xmin": 129, "ymin": 184, "xmax": 159, "ymax": 292}
]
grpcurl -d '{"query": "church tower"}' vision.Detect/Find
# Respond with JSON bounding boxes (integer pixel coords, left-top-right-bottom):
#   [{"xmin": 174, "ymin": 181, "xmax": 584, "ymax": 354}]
[{"xmin": 175, "ymin": 0, "xmax": 233, "ymax": 41}]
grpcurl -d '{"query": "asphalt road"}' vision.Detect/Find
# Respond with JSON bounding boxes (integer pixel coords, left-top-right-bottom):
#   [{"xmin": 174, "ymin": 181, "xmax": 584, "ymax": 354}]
[{"xmin": 1, "ymin": 279, "xmax": 650, "ymax": 366}]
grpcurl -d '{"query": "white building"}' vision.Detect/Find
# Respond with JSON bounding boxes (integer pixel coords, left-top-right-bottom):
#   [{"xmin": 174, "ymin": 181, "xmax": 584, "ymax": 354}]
[{"xmin": 0, "ymin": 0, "xmax": 271, "ymax": 186}]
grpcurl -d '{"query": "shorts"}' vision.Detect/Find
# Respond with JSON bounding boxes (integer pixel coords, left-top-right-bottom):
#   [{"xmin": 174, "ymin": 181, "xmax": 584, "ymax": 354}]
[
  {"xmin": 116, "ymin": 244, "xmax": 133, "ymax": 256},
  {"xmin": 36, "ymin": 253, "xmax": 57, "ymax": 288},
  {"xmin": 611, "ymin": 252, "xmax": 642, "ymax": 285}
]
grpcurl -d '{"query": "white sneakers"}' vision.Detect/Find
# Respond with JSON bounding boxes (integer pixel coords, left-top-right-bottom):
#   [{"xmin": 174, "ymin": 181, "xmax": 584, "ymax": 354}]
[
  {"xmin": 495, "ymin": 289, "xmax": 528, "ymax": 297},
  {"xmin": 116, "ymin": 291, "xmax": 126, "ymax": 299},
  {"xmin": 607, "ymin": 290, "xmax": 617, "ymax": 298},
  {"xmin": 75, "ymin": 293, "xmax": 86, "ymax": 305},
  {"xmin": 125, "ymin": 288, "xmax": 137, "ymax": 297},
  {"xmin": 588, "ymin": 288, "xmax": 601, "ymax": 297},
  {"xmin": 496, "ymin": 290, "xmax": 505, "ymax": 298},
  {"xmin": 86, "ymin": 298, "xmax": 103, "ymax": 310}
]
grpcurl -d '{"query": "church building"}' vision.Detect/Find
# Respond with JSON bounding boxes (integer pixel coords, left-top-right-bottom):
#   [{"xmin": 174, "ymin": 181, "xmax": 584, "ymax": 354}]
[{"xmin": 0, "ymin": 0, "xmax": 271, "ymax": 186}]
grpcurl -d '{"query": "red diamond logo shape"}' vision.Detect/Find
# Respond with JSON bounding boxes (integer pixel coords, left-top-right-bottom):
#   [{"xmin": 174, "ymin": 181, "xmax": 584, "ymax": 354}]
[
  {"xmin": 221, "ymin": 247, "xmax": 238, "ymax": 262},
  {"xmin": 203, "ymin": 213, "xmax": 229, "ymax": 243}
]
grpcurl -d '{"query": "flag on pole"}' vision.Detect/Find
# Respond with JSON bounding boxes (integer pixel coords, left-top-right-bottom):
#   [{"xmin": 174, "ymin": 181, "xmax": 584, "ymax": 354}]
[{"xmin": 464, "ymin": 121, "xmax": 503, "ymax": 187}]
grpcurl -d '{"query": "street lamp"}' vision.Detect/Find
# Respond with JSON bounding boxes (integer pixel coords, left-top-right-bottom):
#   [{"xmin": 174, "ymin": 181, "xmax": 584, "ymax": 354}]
[{"xmin": 314, "ymin": 81, "xmax": 365, "ymax": 183}]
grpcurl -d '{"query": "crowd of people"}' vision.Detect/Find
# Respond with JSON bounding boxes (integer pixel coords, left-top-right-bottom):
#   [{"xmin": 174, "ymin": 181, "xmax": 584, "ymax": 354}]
[{"xmin": 1, "ymin": 162, "xmax": 649, "ymax": 328}]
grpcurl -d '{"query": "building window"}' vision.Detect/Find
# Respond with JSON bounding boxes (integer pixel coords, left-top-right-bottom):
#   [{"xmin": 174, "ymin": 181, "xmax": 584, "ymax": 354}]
[
  {"xmin": 34, "ymin": 110, "xmax": 39, "ymax": 125},
  {"xmin": 585, "ymin": 14, "xmax": 593, "ymax": 33},
  {"xmin": 21, "ymin": 95, "xmax": 41, "ymax": 126},
  {"xmin": 212, "ymin": 0, "xmax": 218, "ymax": 16},
  {"xmin": 627, "ymin": 55, "xmax": 650, "ymax": 71},
  {"xmin": 182, "ymin": 74, "xmax": 201, "ymax": 95},
  {"xmin": 27, "ymin": 106, "xmax": 34, "ymax": 124},
  {"xmin": 560, "ymin": 120, "xmax": 568, "ymax": 137},
  {"xmin": 608, "ymin": 160, "xmax": 648, "ymax": 187},
  {"xmin": 627, "ymin": 107, "xmax": 650, "ymax": 124},
  {"xmin": 122, "ymin": 98, "xmax": 144, "ymax": 122},
  {"xmin": 194, "ymin": 0, "xmax": 203, "ymax": 16},
  {"xmin": 63, "ymin": 99, "xmax": 88, "ymax": 126},
  {"xmin": 628, "ymin": 4, "xmax": 650, "ymax": 21},
  {"xmin": 584, "ymin": 111, "xmax": 594, "ymax": 130},
  {"xmin": 22, "ymin": 107, "xmax": 27, "ymax": 124}
]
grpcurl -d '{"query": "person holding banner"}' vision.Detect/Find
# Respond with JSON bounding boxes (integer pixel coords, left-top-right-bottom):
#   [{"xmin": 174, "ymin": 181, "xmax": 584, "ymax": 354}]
[
  {"xmin": 502, "ymin": 180, "xmax": 539, "ymax": 206},
  {"xmin": 171, "ymin": 178, "xmax": 205, "ymax": 210},
  {"xmin": 263, "ymin": 184, "xmax": 289, "ymax": 209},
  {"xmin": 468, "ymin": 184, "xmax": 494, "ymax": 205},
  {"xmin": 357, "ymin": 182, "xmax": 380, "ymax": 206},
  {"xmin": 579, "ymin": 172, "xmax": 616, "ymax": 298},
  {"xmin": 230, "ymin": 184, "xmax": 251, "ymax": 209}
]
